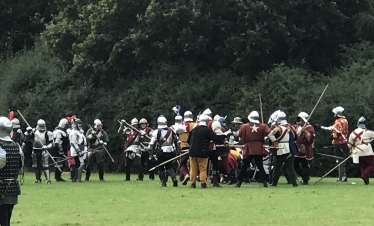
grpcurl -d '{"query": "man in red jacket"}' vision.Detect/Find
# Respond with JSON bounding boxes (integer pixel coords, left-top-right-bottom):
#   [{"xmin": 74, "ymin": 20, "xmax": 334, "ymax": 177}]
[
  {"xmin": 293, "ymin": 112, "xmax": 315, "ymax": 185},
  {"xmin": 234, "ymin": 111, "xmax": 271, "ymax": 188},
  {"xmin": 317, "ymin": 106, "xmax": 349, "ymax": 182}
]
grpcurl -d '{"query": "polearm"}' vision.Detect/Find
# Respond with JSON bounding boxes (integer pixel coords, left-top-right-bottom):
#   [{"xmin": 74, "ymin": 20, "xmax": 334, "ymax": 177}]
[
  {"xmin": 119, "ymin": 120, "xmax": 152, "ymax": 140},
  {"xmin": 88, "ymin": 124, "xmax": 115, "ymax": 163},
  {"xmin": 117, "ymin": 120, "xmax": 147, "ymax": 148},
  {"xmin": 301, "ymin": 84, "xmax": 329, "ymax": 129},
  {"xmin": 315, "ymin": 152, "xmax": 343, "ymax": 159},
  {"xmin": 149, "ymin": 152, "xmax": 189, "ymax": 171},
  {"xmin": 259, "ymin": 94, "xmax": 264, "ymax": 124},
  {"xmin": 17, "ymin": 110, "xmax": 63, "ymax": 172},
  {"xmin": 314, "ymin": 154, "xmax": 352, "ymax": 184},
  {"xmin": 48, "ymin": 156, "xmax": 75, "ymax": 166}
]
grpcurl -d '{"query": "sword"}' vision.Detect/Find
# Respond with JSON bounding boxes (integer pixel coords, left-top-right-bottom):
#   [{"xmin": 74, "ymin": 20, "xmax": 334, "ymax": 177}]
[{"xmin": 17, "ymin": 110, "xmax": 63, "ymax": 172}]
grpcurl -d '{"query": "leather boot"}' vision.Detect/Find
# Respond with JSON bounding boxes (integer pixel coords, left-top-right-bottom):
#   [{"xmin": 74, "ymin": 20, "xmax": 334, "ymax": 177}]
[
  {"xmin": 213, "ymin": 174, "xmax": 222, "ymax": 187},
  {"xmin": 235, "ymin": 180, "xmax": 242, "ymax": 188}
]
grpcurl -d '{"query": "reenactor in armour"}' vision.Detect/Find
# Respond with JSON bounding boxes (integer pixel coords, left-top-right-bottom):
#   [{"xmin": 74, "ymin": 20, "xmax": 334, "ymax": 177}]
[
  {"xmin": 25, "ymin": 119, "xmax": 53, "ymax": 184},
  {"xmin": 52, "ymin": 118, "xmax": 70, "ymax": 182},
  {"xmin": 0, "ymin": 116, "xmax": 23, "ymax": 226},
  {"xmin": 85, "ymin": 119, "xmax": 109, "ymax": 181},
  {"xmin": 139, "ymin": 118, "xmax": 155, "ymax": 180},
  {"xmin": 121, "ymin": 118, "xmax": 145, "ymax": 181},
  {"xmin": 317, "ymin": 106, "xmax": 349, "ymax": 182}
]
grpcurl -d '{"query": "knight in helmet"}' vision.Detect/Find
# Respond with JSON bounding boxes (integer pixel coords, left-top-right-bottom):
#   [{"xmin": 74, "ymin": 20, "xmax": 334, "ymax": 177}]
[
  {"xmin": 317, "ymin": 106, "xmax": 349, "ymax": 182},
  {"xmin": 0, "ymin": 116, "xmax": 23, "ymax": 226},
  {"xmin": 10, "ymin": 118, "xmax": 24, "ymax": 145},
  {"xmin": 347, "ymin": 116, "xmax": 374, "ymax": 184},
  {"xmin": 148, "ymin": 115, "xmax": 181, "ymax": 187},
  {"xmin": 122, "ymin": 118, "xmax": 144, "ymax": 181},
  {"xmin": 85, "ymin": 119, "xmax": 109, "ymax": 181},
  {"xmin": 293, "ymin": 112, "xmax": 315, "ymax": 185},
  {"xmin": 267, "ymin": 111, "xmax": 298, "ymax": 187},
  {"xmin": 70, "ymin": 118, "xmax": 87, "ymax": 182},
  {"xmin": 52, "ymin": 118, "xmax": 70, "ymax": 182},
  {"xmin": 232, "ymin": 111, "xmax": 271, "ymax": 188},
  {"xmin": 139, "ymin": 118, "xmax": 155, "ymax": 180},
  {"xmin": 202, "ymin": 108, "xmax": 231, "ymax": 187},
  {"xmin": 178, "ymin": 110, "xmax": 195, "ymax": 185},
  {"xmin": 26, "ymin": 119, "xmax": 53, "ymax": 184}
]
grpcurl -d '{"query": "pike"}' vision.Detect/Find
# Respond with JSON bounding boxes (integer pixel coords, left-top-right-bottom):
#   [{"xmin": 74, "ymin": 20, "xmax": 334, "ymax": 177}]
[
  {"xmin": 17, "ymin": 110, "xmax": 63, "ymax": 173},
  {"xmin": 315, "ymin": 152, "xmax": 343, "ymax": 159},
  {"xmin": 120, "ymin": 120, "xmax": 152, "ymax": 140},
  {"xmin": 314, "ymin": 154, "xmax": 352, "ymax": 184},
  {"xmin": 149, "ymin": 152, "xmax": 189, "ymax": 171},
  {"xmin": 88, "ymin": 124, "xmax": 115, "ymax": 163},
  {"xmin": 259, "ymin": 94, "xmax": 264, "ymax": 124},
  {"xmin": 314, "ymin": 137, "xmax": 371, "ymax": 184},
  {"xmin": 301, "ymin": 84, "xmax": 329, "ymax": 129},
  {"xmin": 48, "ymin": 156, "xmax": 75, "ymax": 166}
]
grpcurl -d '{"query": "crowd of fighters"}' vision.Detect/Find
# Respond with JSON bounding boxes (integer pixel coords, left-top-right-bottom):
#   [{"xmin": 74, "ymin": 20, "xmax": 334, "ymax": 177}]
[
  {"xmin": 1, "ymin": 105, "xmax": 374, "ymax": 225},
  {"xmin": 3, "ymin": 105, "xmax": 374, "ymax": 189}
]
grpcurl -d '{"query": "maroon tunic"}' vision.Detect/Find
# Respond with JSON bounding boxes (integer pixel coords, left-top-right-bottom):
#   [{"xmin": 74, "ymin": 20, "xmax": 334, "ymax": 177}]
[
  {"xmin": 294, "ymin": 124, "xmax": 315, "ymax": 160},
  {"xmin": 238, "ymin": 123, "xmax": 271, "ymax": 158}
]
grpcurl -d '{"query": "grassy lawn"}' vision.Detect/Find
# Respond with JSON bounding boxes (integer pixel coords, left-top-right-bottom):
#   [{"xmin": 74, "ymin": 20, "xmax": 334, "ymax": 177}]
[{"xmin": 11, "ymin": 173, "xmax": 374, "ymax": 226}]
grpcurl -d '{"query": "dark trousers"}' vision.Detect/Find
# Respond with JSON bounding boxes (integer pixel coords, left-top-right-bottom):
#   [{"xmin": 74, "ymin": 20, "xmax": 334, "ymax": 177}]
[
  {"xmin": 0, "ymin": 204, "xmax": 14, "ymax": 226},
  {"xmin": 238, "ymin": 155, "xmax": 266, "ymax": 183},
  {"xmin": 208, "ymin": 150, "xmax": 220, "ymax": 173},
  {"xmin": 141, "ymin": 151, "xmax": 155, "ymax": 179},
  {"xmin": 125, "ymin": 156, "xmax": 144, "ymax": 180},
  {"xmin": 294, "ymin": 157, "xmax": 310, "ymax": 182},
  {"xmin": 157, "ymin": 152, "xmax": 176, "ymax": 183},
  {"xmin": 334, "ymin": 144, "xmax": 349, "ymax": 180},
  {"xmin": 86, "ymin": 154, "xmax": 104, "ymax": 180},
  {"xmin": 272, "ymin": 153, "xmax": 297, "ymax": 186}
]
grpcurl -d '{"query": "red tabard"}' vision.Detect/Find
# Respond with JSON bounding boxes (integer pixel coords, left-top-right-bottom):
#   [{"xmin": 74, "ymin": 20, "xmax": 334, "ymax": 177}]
[
  {"xmin": 293, "ymin": 124, "xmax": 315, "ymax": 160},
  {"xmin": 237, "ymin": 123, "xmax": 271, "ymax": 158}
]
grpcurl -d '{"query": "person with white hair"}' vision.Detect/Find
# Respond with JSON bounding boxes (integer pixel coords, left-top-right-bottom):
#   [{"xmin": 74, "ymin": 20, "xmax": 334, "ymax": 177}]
[
  {"xmin": 85, "ymin": 119, "xmax": 109, "ymax": 181},
  {"xmin": 316, "ymin": 106, "xmax": 349, "ymax": 182}
]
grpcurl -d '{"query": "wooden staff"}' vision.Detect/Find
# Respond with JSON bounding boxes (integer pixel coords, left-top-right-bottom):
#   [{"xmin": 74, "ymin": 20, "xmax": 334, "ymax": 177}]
[
  {"xmin": 314, "ymin": 154, "xmax": 352, "ymax": 184},
  {"xmin": 301, "ymin": 84, "xmax": 329, "ymax": 129},
  {"xmin": 17, "ymin": 110, "xmax": 62, "ymax": 172},
  {"xmin": 118, "ymin": 120, "xmax": 147, "ymax": 148},
  {"xmin": 259, "ymin": 94, "xmax": 264, "ymax": 124},
  {"xmin": 149, "ymin": 152, "xmax": 189, "ymax": 171},
  {"xmin": 120, "ymin": 119, "xmax": 152, "ymax": 140}
]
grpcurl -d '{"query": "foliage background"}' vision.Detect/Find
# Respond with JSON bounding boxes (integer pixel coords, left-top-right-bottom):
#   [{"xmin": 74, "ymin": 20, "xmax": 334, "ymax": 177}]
[{"xmin": 1, "ymin": 0, "xmax": 374, "ymax": 177}]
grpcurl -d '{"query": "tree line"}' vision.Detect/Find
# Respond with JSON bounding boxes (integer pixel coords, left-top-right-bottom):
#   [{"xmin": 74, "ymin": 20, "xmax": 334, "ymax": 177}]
[{"xmin": 1, "ymin": 0, "xmax": 374, "ymax": 176}]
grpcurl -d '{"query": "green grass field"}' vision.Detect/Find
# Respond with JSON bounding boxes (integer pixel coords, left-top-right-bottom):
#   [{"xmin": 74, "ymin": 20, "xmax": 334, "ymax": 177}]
[{"xmin": 10, "ymin": 173, "xmax": 374, "ymax": 226}]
